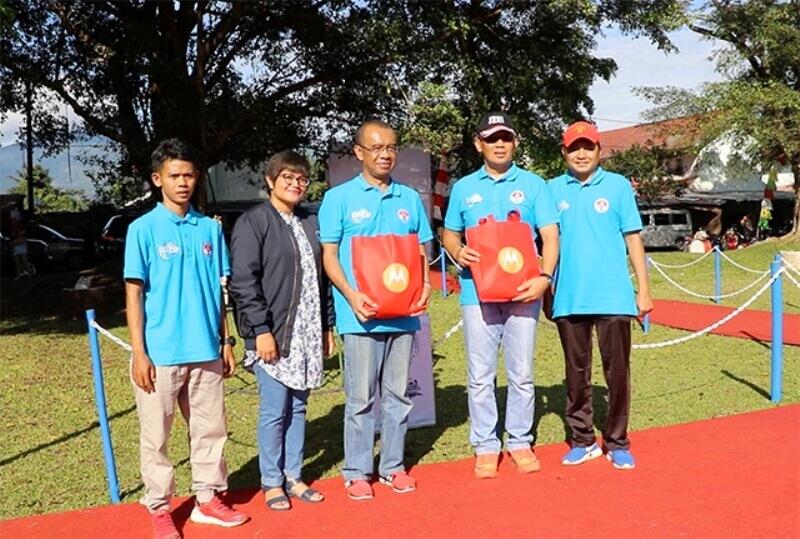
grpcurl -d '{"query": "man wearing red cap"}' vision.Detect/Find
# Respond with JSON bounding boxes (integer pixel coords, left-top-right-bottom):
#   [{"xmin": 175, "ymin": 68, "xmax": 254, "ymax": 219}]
[
  {"xmin": 548, "ymin": 121, "xmax": 652, "ymax": 470},
  {"xmin": 443, "ymin": 111, "xmax": 559, "ymax": 479}
]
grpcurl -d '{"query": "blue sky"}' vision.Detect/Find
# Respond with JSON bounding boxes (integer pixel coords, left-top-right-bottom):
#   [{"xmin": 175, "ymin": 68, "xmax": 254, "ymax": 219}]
[
  {"xmin": 0, "ymin": 26, "xmax": 721, "ymax": 146},
  {"xmin": 588, "ymin": 26, "xmax": 721, "ymax": 131}
]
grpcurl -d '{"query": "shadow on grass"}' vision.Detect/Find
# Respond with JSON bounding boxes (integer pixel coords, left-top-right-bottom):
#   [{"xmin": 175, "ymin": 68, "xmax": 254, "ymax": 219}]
[
  {"xmin": 0, "ymin": 310, "xmax": 128, "ymax": 337},
  {"xmin": 0, "ymin": 405, "xmax": 136, "ymax": 467},
  {"xmin": 721, "ymin": 369, "xmax": 771, "ymax": 400}
]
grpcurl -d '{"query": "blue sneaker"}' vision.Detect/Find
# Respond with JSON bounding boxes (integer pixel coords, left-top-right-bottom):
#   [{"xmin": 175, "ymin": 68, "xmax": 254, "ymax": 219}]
[
  {"xmin": 561, "ymin": 443, "xmax": 602, "ymax": 465},
  {"xmin": 606, "ymin": 449, "xmax": 636, "ymax": 469}
]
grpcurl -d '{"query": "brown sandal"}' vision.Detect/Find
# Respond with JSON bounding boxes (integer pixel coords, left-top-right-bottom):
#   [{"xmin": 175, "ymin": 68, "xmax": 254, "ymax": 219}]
[
  {"xmin": 474, "ymin": 453, "xmax": 499, "ymax": 479},
  {"xmin": 508, "ymin": 447, "xmax": 541, "ymax": 474}
]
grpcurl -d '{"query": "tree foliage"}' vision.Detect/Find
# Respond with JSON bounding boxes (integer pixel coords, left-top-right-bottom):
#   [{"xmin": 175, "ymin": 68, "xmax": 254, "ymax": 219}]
[
  {"xmin": 636, "ymin": 0, "xmax": 800, "ymax": 234},
  {"xmin": 604, "ymin": 143, "xmax": 687, "ymax": 202},
  {"xmin": 8, "ymin": 165, "xmax": 88, "ymax": 212},
  {"xmin": 1, "ymin": 0, "xmax": 683, "ymax": 203}
]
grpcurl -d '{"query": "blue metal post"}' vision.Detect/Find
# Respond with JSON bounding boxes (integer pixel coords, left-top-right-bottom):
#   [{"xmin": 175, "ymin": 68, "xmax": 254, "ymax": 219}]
[
  {"xmin": 643, "ymin": 255, "xmax": 650, "ymax": 334},
  {"xmin": 440, "ymin": 243, "xmax": 448, "ymax": 298},
  {"xmin": 86, "ymin": 309, "xmax": 121, "ymax": 503},
  {"xmin": 770, "ymin": 255, "xmax": 783, "ymax": 402},
  {"xmin": 714, "ymin": 247, "xmax": 721, "ymax": 304}
]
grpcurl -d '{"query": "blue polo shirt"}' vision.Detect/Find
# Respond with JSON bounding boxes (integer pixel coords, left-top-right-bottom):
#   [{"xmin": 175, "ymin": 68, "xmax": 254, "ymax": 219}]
[
  {"xmin": 548, "ymin": 167, "xmax": 641, "ymax": 317},
  {"xmin": 319, "ymin": 175, "xmax": 434, "ymax": 334},
  {"xmin": 124, "ymin": 203, "xmax": 230, "ymax": 366},
  {"xmin": 444, "ymin": 163, "xmax": 559, "ymax": 306}
]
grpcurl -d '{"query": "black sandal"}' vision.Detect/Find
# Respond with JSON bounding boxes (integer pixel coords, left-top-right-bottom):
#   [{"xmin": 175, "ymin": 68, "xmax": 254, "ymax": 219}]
[
  {"xmin": 264, "ymin": 487, "xmax": 291, "ymax": 511},
  {"xmin": 285, "ymin": 478, "xmax": 324, "ymax": 504}
]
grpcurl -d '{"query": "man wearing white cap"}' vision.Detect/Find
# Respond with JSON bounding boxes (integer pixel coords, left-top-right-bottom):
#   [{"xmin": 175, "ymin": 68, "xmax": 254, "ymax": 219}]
[
  {"xmin": 548, "ymin": 120, "xmax": 652, "ymax": 470},
  {"xmin": 443, "ymin": 111, "xmax": 559, "ymax": 479}
]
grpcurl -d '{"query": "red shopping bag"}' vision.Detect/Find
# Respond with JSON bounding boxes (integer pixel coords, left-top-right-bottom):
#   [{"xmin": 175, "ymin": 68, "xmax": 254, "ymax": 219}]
[
  {"xmin": 465, "ymin": 211, "xmax": 540, "ymax": 302},
  {"xmin": 351, "ymin": 233, "xmax": 422, "ymax": 318}
]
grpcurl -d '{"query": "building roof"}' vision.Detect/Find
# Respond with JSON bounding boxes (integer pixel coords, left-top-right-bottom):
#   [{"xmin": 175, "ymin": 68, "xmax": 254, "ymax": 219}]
[{"xmin": 598, "ymin": 116, "xmax": 702, "ymax": 160}]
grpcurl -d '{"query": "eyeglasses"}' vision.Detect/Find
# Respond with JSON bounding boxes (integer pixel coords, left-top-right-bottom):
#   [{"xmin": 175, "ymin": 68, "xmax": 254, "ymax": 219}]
[
  {"xmin": 358, "ymin": 144, "xmax": 398, "ymax": 155},
  {"xmin": 480, "ymin": 132, "xmax": 515, "ymax": 144},
  {"xmin": 278, "ymin": 172, "xmax": 310, "ymax": 187}
]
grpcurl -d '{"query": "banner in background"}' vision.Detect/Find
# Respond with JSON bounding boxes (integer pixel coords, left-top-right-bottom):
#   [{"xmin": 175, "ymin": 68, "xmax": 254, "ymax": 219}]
[{"xmin": 375, "ymin": 313, "xmax": 437, "ymax": 430}]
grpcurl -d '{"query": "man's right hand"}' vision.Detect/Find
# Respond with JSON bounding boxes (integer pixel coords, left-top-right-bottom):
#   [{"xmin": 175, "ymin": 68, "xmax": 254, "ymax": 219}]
[
  {"xmin": 132, "ymin": 350, "xmax": 156, "ymax": 393},
  {"xmin": 347, "ymin": 291, "xmax": 378, "ymax": 322},
  {"xmin": 456, "ymin": 246, "xmax": 480, "ymax": 267}
]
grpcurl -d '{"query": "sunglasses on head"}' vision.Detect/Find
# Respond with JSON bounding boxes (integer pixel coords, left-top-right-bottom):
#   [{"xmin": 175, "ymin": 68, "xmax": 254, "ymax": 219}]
[{"xmin": 480, "ymin": 132, "xmax": 515, "ymax": 144}]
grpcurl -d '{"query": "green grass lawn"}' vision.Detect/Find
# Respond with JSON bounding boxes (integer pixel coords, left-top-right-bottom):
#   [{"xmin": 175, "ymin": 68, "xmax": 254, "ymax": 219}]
[{"xmin": 1, "ymin": 238, "xmax": 798, "ymax": 520}]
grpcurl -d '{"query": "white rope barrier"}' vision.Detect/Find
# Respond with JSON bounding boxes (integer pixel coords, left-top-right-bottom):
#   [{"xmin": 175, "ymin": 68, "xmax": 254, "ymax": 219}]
[
  {"xmin": 782, "ymin": 266, "xmax": 800, "ymax": 289},
  {"xmin": 717, "ymin": 250, "xmax": 765, "ymax": 274},
  {"xmin": 649, "ymin": 261, "xmax": 770, "ymax": 300},
  {"xmin": 782, "ymin": 259, "xmax": 800, "ymax": 277},
  {"xmin": 89, "ymin": 320, "xmax": 133, "ymax": 352},
  {"xmin": 632, "ymin": 268, "xmax": 785, "ymax": 349},
  {"xmin": 432, "ymin": 319, "xmax": 463, "ymax": 350},
  {"xmin": 429, "ymin": 253, "xmax": 442, "ymax": 265},
  {"xmin": 649, "ymin": 248, "xmax": 715, "ymax": 269}
]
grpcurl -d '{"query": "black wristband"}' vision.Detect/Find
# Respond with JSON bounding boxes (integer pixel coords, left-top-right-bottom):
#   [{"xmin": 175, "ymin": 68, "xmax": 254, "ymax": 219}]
[
  {"xmin": 219, "ymin": 336, "xmax": 236, "ymax": 346},
  {"xmin": 540, "ymin": 273, "xmax": 553, "ymax": 282}
]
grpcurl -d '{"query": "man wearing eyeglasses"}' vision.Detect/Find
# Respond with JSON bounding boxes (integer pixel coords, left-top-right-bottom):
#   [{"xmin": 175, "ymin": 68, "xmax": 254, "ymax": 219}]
[
  {"xmin": 442, "ymin": 111, "xmax": 560, "ymax": 479},
  {"xmin": 548, "ymin": 121, "xmax": 652, "ymax": 471},
  {"xmin": 319, "ymin": 119, "xmax": 433, "ymax": 501}
]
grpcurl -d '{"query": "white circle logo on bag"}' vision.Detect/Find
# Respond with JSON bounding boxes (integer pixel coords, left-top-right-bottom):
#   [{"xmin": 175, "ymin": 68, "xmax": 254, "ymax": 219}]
[
  {"xmin": 497, "ymin": 247, "xmax": 525, "ymax": 274},
  {"xmin": 594, "ymin": 198, "xmax": 609, "ymax": 213},
  {"xmin": 509, "ymin": 190, "xmax": 524, "ymax": 204},
  {"xmin": 383, "ymin": 263, "xmax": 410, "ymax": 293}
]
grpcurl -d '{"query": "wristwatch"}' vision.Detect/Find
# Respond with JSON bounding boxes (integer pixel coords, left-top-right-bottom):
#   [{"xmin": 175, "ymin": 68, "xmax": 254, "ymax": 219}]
[
  {"xmin": 219, "ymin": 336, "xmax": 236, "ymax": 347},
  {"xmin": 540, "ymin": 273, "xmax": 553, "ymax": 283}
]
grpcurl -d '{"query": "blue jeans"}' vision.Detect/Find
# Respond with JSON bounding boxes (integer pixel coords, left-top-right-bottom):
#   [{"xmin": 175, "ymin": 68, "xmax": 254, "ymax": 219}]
[
  {"xmin": 462, "ymin": 302, "xmax": 540, "ymax": 454},
  {"xmin": 255, "ymin": 366, "xmax": 309, "ymax": 488},
  {"xmin": 342, "ymin": 332, "xmax": 413, "ymax": 481}
]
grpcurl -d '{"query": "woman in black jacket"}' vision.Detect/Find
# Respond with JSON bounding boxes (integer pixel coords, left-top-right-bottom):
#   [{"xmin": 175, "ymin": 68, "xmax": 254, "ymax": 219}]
[{"xmin": 229, "ymin": 151, "xmax": 335, "ymax": 511}]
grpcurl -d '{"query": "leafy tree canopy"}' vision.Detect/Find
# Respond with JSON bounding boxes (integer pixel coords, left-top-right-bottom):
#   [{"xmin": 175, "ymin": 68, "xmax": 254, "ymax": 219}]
[
  {"xmin": 604, "ymin": 143, "xmax": 688, "ymax": 202},
  {"xmin": 8, "ymin": 165, "xmax": 88, "ymax": 212},
  {"xmin": 635, "ymin": 0, "xmax": 800, "ymax": 234},
  {"xmin": 2, "ymin": 0, "xmax": 683, "ymax": 202}
]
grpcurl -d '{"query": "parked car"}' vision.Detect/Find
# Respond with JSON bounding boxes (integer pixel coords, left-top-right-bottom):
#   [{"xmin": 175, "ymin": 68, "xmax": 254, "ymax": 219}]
[
  {"xmin": 97, "ymin": 212, "xmax": 142, "ymax": 257},
  {"xmin": 21, "ymin": 223, "xmax": 89, "ymax": 270},
  {"xmin": 639, "ymin": 208, "xmax": 693, "ymax": 250}
]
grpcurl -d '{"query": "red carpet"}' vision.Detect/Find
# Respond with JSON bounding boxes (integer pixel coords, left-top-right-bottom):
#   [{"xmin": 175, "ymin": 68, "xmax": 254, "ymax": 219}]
[
  {"xmin": 651, "ymin": 299, "xmax": 800, "ymax": 345},
  {"xmin": 3, "ymin": 405, "xmax": 798, "ymax": 538}
]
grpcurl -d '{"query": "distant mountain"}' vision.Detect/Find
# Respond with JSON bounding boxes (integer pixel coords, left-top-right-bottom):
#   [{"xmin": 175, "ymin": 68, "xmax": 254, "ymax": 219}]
[{"xmin": 0, "ymin": 141, "xmax": 110, "ymax": 198}]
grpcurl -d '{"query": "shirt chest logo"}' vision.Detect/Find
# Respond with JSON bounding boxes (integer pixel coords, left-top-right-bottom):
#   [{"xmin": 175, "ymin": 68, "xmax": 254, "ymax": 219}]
[
  {"xmin": 351, "ymin": 209, "xmax": 371, "ymax": 223},
  {"xmin": 557, "ymin": 200, "xmax": 570, "ymax": 212},
  {"xmin": 466, "ymin": 193, "xmax": 483, "ymax": 208},
  {"xmin": 397, "ymin": 209, "xmax": 410, "ymax": 222},
  {"xmin": 157, "ymin": 242, "xmax": 180, "ymax": 260},
  {"xmin": 202, "ymin": 242, "xmax": 213, "ymax": 257},
  {"xmin": 594, "ymin": 198, "xmax": 610, "ymax": 214},
  {"xmin": 509, "ymin": 190, "xmax": 524, "ymax": 204}
]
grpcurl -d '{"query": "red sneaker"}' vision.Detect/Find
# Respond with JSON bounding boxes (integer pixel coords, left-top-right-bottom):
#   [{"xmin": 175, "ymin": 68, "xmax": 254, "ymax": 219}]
[
  {"xmin": 151, "ymin": 509, "xmax": 180, "ymax": 539},
  {"xmin": 189, "ymin": 496, "xmax": 250, "ymax": 528},
  {"xmin": 379, "ymin": 471, "xmax": 416, "ymax": 493}
]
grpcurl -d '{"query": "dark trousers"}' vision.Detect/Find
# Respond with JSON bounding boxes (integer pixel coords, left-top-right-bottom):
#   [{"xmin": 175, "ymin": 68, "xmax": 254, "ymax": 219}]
[{"xmin": 555, "ymin": 315, "xmax": 633, "ymax": 451}]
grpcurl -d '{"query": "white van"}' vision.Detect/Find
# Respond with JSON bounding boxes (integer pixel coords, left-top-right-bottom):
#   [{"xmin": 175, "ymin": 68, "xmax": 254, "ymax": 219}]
[{"xmin": 639, "ymin": 209, "xmax": 693, "ymax": 250}]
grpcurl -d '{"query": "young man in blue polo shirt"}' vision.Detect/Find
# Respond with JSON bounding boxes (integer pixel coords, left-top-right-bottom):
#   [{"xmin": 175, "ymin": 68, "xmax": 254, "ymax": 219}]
[
  {"xmin": 125, "ymin": 139, "xmax": 249, "ymax": 538},
  {"xmin": 319, "ymin": 119, "xmax": 433, "ymax": 500},
  {"xmin": 442, "ymin": 111, "xmax": 560, "ymax": 479},
  {"xmin": 548, "ymin": 121, "xmax": 652, "ymax": 470}
]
